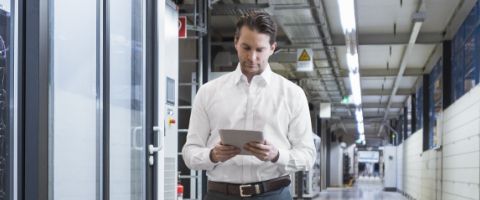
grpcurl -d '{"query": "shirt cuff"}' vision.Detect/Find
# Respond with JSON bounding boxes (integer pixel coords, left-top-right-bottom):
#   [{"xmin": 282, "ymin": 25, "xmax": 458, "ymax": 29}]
[
  {"xmin": 191, "ymin": 147, "xmax": 219, "ymax": 171},
  {"xmin": 205, "ymin": 148, "xmax": 220, "ymax": 169},
  {"xmin": 274, "ymin": 148, "xmax": 289, "ymax": 171}
]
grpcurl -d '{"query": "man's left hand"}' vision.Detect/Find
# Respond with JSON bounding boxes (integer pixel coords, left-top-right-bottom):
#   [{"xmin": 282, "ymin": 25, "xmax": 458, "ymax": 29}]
[{"xmin": 244, "ymin": 140, "xmax": 279, "ymax": 162}]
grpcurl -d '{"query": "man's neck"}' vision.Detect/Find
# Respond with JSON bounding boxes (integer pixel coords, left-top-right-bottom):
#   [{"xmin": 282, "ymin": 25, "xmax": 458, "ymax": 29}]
[
  {"xmin": 241, "ymin": 69, "xmax": 264, "ymax": 84},
  {"xmin": 245, "ymin": 75, "xmax": 254, "ymax": 83}
]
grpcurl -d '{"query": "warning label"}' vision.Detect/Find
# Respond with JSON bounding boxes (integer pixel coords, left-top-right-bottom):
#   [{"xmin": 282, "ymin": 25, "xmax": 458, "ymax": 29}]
[
  {"xmin": 298, "ymin": 49, "xmax": 311, "ymax": 61},
  {"xmin": 296, "ymin": 48, "xmax": 313, "ymax": 71}
]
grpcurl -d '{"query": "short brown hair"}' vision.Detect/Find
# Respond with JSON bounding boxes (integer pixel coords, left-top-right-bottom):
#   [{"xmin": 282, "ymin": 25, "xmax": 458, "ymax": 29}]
[{"xmin": 234, "ymin": 12, "xmax": 277, "ymax": 45}]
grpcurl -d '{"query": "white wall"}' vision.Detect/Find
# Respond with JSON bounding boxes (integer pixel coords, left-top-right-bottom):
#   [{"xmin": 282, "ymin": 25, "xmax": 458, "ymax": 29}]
[
  {"xmin": 398, "ymin": 85, "xmax": 480, "ymax": 200},
  {"xmin": 396, "ymin": 143, "xmax": 403, "ymax": 192},
  {"xmin": 420, "ymin": 149, "xmax": 441, "ymax": 200},
  {"xmin": 402, "ymin": 129, "xmax": 423, "ymax": 199},
  {"xmin": 441, "ymin": 84, "xmax": 480, "ymax": 200}
]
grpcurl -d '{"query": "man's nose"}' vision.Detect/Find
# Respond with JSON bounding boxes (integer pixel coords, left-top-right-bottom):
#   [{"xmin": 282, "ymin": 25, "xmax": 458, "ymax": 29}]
[{"xmin": 248, "ymin": 51, "xmax": 257, "ymax": 61}]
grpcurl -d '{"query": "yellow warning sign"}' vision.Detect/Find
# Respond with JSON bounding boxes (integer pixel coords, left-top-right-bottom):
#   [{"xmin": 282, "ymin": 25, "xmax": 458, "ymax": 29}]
[{"xmin": 298, "ymin": 49, "xmax": 311, "ymax": 61}]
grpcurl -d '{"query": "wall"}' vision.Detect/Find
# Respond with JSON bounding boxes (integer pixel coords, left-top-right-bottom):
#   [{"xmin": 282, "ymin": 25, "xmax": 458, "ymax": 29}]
[
  {"xmin": 398, "ymin": 85, "xmax": 480, "ymax": 200},
  {"xmin": 396, "ymin": 144, "xmax": 403, "ymax": 192},
  {"xmin": 441, "ymin": 84, "xmax": 480, "ymax": 200},
  {"xmin": 420, "ymin": 149, "xmax": 441, "ymax": 200},
  {"xmin": 401, "ymin": 129, "xmax": 423, "ymax": 199}
]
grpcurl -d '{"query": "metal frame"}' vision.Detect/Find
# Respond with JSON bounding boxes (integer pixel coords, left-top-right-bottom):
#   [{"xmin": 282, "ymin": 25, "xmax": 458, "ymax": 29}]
[
  {"xmin": 16, "ymin": 0, "xmax": 24, "ymax": 198},
  {"xmin": 422, "ymin": 74, "xmax": 430, "ymax": 151},
  {"xmin": 146, "ymin": 0, "xmax": 158, "ymax": 199},
  {"xmin": 415, "ymin": 85, "xmax": 423, "ymax": 132},
  {"xmin": 200, "ymin": 1, "xmax": 209, "ymax": 196},
  {"xmin": 443, "ymin": 41, "xmax": 452, "ymax": 109},
  {"xmin": 3, "ymin": 0, "xmax": 16, "ymax": 199},
  {"xmin": 411, "ymin": 94, "xmax": 416, "ymax": 133},
  {"xmin": 403, "ymin": 106, "xmax": 408, "ymax": 143},
  {"xmin": 22, "ymin": 0, "xmax": 50, "ymax": 199},
  {"xmin": 102, "ymin": 0, "xmax": 110, "ymax": 199}
]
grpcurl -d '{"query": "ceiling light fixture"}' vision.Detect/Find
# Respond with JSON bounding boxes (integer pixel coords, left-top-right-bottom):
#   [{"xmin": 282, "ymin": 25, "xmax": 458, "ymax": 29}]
[
  {"xmin": 338, "ymin": 0, "xmax": 356, "ymax": 33},
  {"xmin": 338, "ymin": 0, "xmax": 364, "ymax": 140}
]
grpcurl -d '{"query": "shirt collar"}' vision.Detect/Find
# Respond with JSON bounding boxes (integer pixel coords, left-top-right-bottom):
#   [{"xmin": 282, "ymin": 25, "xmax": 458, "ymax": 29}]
[{"xmin": 233, "ymin": 63, "xmax": 272, "ymax": 86}]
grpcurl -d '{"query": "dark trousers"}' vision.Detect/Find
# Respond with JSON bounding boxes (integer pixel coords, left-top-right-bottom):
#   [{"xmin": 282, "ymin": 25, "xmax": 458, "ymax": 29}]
[{"xmin": 204, "ymin": 185, "xmax": 292, "ymax": 200}]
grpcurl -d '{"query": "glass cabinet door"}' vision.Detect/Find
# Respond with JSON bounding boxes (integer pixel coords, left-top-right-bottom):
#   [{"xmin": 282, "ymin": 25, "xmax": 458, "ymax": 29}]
[
  {"xmin": 109, "ymin": 0, "xmax": 147, "ymax": 199},
  {"xmin": 49, "ymin": 0, "xmax": 101, "ymax": 199}
]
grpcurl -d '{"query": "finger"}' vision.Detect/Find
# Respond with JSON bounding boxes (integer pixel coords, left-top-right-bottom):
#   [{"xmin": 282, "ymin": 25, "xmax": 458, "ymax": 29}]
[
  {"xmin": 215, "ymin": 146, "xmax": 241, "ymax": 154},
  {"xmin": 246, "ymin": 148, "xmax": 269, "ymax": 158},
  {"xmin": 216, "ymin": 144, "xmax": 231, "ymax": 149},
  {"xmin": 246, "ymin": 142, "xmax": 270, "ymax": 152},
  {"xmin": 219, "ymin": 151, "xmax": 240, "ymax": 161},
  {"xmin": 247, "ymin": 142, "xmax": 266, "ymax": 149},
  {"xmin": 217, "ymin": 146, "xmax": 241, "ymax": 154},
  {"xmin": 218, "ymin": 144, "xmax": 241, "ymax": 151}
]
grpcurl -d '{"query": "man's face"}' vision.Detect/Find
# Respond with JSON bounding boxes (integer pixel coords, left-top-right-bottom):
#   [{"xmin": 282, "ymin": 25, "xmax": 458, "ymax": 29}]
[{"xmin": 234, "ymin": 26, "xmax": 276, "ymax": 77}]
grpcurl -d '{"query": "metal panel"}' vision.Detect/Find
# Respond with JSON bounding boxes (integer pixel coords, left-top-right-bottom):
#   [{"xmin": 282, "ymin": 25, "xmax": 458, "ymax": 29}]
[
  {"xmin": 102, "ymin": 0, "xmax": 110, "ymax": 199},
  {"xmin": 23, "ymin": 0, "xmax": 50, "ymax": 199},
  {"xmin": 157, "ymin": 2, "xmax": 179, "ymax": 200}
]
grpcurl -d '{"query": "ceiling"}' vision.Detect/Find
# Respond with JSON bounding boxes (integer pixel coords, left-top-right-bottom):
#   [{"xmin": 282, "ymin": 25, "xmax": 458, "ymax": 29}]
[{"xmin": 182, "ymin": 0, "xmax": 475, "ymax": 146}]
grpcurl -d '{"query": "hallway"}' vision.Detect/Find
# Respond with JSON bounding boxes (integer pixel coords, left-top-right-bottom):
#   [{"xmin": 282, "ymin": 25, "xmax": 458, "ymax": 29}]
[{"xmin": 313, "ymin": 177, "xmax": 407, "ymax": 200}]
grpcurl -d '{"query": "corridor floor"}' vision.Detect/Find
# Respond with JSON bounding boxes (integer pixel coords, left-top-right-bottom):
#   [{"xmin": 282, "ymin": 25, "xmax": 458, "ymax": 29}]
[{"xmin": 312, "ymin": 177, "xmax": 407, "ymax": 200}]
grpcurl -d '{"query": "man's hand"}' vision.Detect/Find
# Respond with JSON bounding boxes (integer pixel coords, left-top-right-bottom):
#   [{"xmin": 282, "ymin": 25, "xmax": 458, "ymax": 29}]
[
  {"xmin": 244, "ymin": 140, "xmax": 279, "ymax": 162},
  {"xmin": 210, "ymin": 142, "xmax": 241, "ymax": 163}
]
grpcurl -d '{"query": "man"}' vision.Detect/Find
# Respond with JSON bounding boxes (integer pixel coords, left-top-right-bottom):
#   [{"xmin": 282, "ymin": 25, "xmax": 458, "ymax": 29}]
[{"xmin": 182, "ymin": 12, "xmax": 315, "ymax": 200}]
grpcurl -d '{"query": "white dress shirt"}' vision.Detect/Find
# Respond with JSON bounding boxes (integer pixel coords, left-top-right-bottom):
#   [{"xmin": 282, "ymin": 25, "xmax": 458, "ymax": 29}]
[{"xmin": 182, "ymin": 64, "xmax": 316, "ymax": 184}]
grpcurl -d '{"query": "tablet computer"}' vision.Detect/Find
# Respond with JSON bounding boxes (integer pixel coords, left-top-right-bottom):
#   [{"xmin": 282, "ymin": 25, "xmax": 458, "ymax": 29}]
[{"xmin": 218, "ymin": 129, "xmax": 264, "ymax": 155}]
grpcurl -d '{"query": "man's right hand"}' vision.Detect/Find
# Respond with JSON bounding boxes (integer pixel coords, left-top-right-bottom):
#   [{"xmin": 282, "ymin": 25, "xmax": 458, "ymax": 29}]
[{"xmin": 210, "ymin": 142, "xmax": 241, "ymax": 163}]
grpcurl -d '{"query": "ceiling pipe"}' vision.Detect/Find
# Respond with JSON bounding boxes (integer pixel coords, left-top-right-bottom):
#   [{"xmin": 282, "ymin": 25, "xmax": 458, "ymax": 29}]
[
  {"xmin": 308, "ymin": 0, "xmax": 348, "ymax": 99},
  {"xmin": 377, "ymin": 1, "xmax": 426, "ymax": 136},
  {"xmin": 311, "ymin": 0, "xmax": 354, "ymax": 130}
]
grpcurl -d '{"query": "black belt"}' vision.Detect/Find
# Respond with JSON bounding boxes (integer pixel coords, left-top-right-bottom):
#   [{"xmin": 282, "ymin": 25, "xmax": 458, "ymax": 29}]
[{"xmin": 207, "ymin": 175, "xmax": 291, "ymax": 197}]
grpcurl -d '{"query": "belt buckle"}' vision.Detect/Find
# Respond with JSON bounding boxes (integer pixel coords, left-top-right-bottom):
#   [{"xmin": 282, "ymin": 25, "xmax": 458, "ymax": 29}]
[{"xmin": 239, "ymin": 184, "xmax": 260, "ymax": 197}]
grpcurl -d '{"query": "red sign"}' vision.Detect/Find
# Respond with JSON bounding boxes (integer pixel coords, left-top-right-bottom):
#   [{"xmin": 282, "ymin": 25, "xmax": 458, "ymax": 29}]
[{"xmin": 179, "ymin": 16, "xmax": 187, "ymax": 39}]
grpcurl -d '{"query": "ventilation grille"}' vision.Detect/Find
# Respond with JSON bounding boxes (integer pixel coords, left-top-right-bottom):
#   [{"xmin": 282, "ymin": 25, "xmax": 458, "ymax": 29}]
[{"xmin": 164, "ymin": 157, "xmax": 176, "ymax": 200}]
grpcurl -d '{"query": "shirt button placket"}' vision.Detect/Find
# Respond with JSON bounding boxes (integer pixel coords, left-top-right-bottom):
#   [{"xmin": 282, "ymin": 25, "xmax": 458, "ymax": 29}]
[
  {"xmin": 248, "ymin": 83, "xmax": 257, "ymax": 182},
  {"xmin": 246, "ymin": 85, "xmax": 255, "ymax": 130}
]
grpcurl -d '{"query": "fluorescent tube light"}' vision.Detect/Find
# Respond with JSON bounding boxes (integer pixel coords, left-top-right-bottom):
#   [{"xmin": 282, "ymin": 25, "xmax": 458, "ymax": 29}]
[
  {"xmin": 338, "ymin": 0, "xmax": 356, "ymax": 33},
  {"xmin": 359, "ymin": 133, "xmax": 365, "ymax": 141},
  {"xmin": 346, "ymin": 53, "xmax": 359, "ymax": 72},
  {"xmin": 357, "ymin": 122, "xmax": 364, "ymax": 134},
  {"xmin": 355, "ymin": 109, "xmax": 363, "ymax": 123},
  {"xmin": 348, "ymin": 72, "xmax": 362, "ymax": 106}
]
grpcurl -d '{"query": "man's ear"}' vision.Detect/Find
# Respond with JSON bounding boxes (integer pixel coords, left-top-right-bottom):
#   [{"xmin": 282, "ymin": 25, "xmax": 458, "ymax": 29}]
[
  {"xmin": 270, "ymin": 42, "xmax": 277, "ymax": 55},
  {"xmin": 234, "ymin": 38, "xmax": 239, "ymax": 51},
  {"xmin": 270, "ymin": 42, "xmax": 277, "ymax": 52}
]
